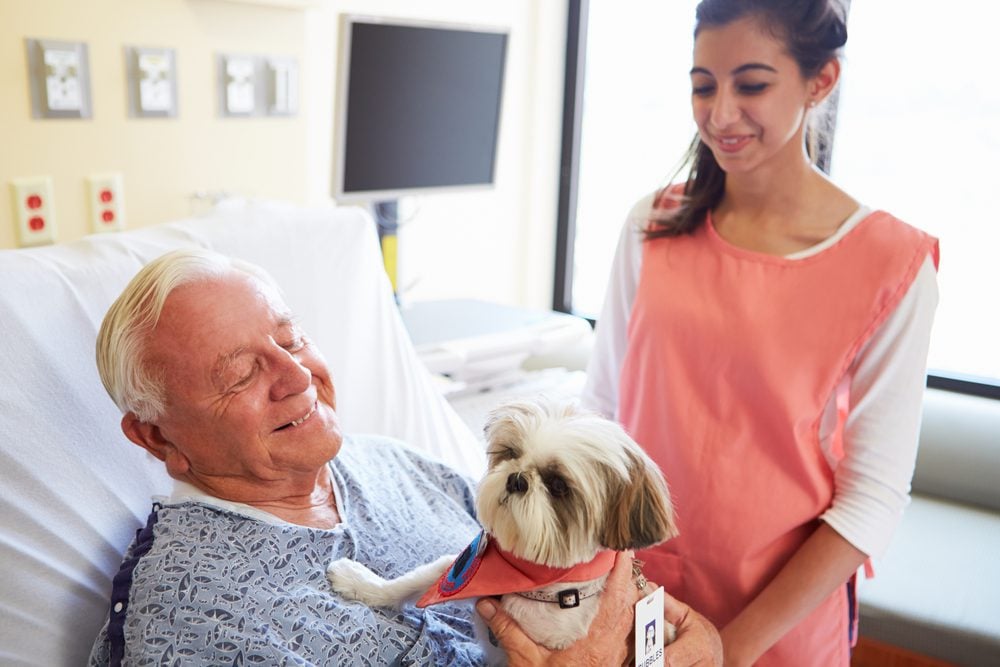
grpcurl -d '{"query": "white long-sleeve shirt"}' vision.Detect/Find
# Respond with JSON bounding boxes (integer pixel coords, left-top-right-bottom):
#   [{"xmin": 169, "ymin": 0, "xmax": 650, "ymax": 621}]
[{"xmin": 582, "ymin": 193, "xmax": 939, "ymax": 559}]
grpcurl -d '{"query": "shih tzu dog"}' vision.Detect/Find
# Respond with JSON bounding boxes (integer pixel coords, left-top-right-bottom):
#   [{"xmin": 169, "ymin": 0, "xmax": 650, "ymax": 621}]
[{"xmin": 327, "ymin": 398, "xmax": 677, "ymax": 659}]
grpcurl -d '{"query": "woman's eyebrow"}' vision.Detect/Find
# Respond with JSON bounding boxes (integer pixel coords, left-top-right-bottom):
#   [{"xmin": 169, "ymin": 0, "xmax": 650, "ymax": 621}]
[
  {"xmin": 732, "ymin": 62, "xmax": 778, "ymax": 75},
  {"xmin": 690, "ymin": 63, "xmax": 779, "ymax": 77}
]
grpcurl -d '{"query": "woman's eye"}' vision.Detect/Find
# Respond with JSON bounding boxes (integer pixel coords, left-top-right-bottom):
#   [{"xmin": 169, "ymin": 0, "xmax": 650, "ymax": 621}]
[
  {"xmin": 692, "ymin": 85, "xmax": 715, "ymax": 97},
  {"xmin": 738, "ymin": 83, "xmax": 769, "ymax": 95}
]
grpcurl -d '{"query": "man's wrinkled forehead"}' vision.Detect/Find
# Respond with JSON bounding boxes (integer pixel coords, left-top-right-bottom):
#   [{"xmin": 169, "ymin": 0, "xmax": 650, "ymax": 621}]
[
  {"xmin": 152, "ymin": 271, "xmax": 293, "ymax": 359},
  {"xmin": 243, "ymin": 273, "xmax": 293, "ymax": 317},
  {"xmin": 204, "ymin": 269, "xmax": 288, "ymax": 310}
]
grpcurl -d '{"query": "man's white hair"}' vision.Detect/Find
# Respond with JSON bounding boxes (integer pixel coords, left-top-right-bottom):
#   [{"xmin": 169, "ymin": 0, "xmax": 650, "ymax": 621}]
[{"xmin": 96, "ymin": 248, "xmax": 277, "ymax": 423}]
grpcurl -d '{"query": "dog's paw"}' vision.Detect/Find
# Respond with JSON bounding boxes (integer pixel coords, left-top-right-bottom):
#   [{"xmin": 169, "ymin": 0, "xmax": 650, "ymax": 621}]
[
  {"xmin": 326, "ymin": 558, "xmax": 390, "ymax": 604},
  {"xmin": 665, "ymin": 621, "xmax": 678, "ymax": 644}
]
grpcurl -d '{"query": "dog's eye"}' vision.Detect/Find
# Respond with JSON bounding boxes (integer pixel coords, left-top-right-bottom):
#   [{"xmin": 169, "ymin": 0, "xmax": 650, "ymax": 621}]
[
  {"xmin": 488, "ymin": 445, "xmax": 519, "ymax": 461},
  {"xmin": 543, "ymin": 474, "xmax": 570, "ymax": 498}
]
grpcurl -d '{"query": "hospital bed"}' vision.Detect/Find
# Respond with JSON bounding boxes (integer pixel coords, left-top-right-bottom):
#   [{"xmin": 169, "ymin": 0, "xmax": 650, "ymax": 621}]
[{"xmin": 0, "ymin": 201, "xmax": 485, "ymax": 665}]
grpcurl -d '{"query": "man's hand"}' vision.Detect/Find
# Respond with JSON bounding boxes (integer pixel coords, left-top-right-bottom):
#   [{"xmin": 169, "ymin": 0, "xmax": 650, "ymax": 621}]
[
  {"xmin": 475, "ymin": 550, "xmax": 641, "ymax": 667},
  {"xmin": 661, "ymin": 590, "xmax": 723, "ymax": 667}
]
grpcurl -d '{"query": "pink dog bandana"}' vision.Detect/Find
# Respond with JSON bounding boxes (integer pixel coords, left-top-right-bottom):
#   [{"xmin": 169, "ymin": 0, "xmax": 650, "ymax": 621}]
[{"xmin": 417, "ymin": 531, "xmax": 617, "ymax": 608}]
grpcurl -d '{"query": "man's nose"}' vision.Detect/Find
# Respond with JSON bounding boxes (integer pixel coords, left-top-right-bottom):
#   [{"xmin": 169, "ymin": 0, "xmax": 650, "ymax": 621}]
[
  {"xmin": 270, "ymin": 350, "xmax": 312, "ymax": 400},
  {"xmin": 506, "ymin": 472, "xmax": 529, "ymax": 494}
]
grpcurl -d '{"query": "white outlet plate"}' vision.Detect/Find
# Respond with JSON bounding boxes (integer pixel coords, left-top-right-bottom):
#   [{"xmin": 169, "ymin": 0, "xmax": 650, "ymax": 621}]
[
  {"xmin": 10, "ymin": 177, "xmax": 57, "ymax": 246},
  {"xmin": 87, "ymin": 173, "xmax": 126, "ymax": 233}
]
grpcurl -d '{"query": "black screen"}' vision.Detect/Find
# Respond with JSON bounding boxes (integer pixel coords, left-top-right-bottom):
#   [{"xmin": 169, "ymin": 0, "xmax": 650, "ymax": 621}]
[{"xmin": 339, "ymin": 21, "xmax": 507, "ymax": 196}]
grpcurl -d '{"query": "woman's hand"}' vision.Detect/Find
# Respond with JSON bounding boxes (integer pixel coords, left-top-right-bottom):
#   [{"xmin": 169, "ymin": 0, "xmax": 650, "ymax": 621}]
[{"xmin": 475, "ymin": 550, "xmax": 642, "ymax": 667}]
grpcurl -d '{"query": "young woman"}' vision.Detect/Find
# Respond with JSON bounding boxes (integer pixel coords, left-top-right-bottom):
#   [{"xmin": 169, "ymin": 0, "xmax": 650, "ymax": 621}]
[{"xmin": 582, "ymin": 1, "xmax": 939, "ymax": 665}]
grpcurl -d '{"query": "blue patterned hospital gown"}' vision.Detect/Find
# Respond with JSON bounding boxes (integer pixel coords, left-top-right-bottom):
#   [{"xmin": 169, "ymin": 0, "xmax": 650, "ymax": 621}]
[{"xmin": 89, "ymin": 435, "xmax": 485, "ymax": 666}]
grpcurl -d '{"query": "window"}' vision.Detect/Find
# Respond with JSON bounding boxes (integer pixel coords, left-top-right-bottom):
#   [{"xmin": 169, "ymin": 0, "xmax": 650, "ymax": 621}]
[
  {"xmin": 558, "ymin": 0, "xmax": 999, "ymax": 393},
  {"xmin": 565, "ymin": 0, "xmax": 701, "ymax": 318},
  {"xmin": 830, "ymin": 0, "xmax": 999, "ymax": 385}
]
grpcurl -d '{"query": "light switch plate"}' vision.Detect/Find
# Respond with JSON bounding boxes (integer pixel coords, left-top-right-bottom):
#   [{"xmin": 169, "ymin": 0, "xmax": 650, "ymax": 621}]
[
  {"xmin": 86, "ymin": 172, "xmax": 126, "ymax": 233},
  {"xmin": 265, "ymin": 57, "xmax": 298, "ymax": 116},
  {"xmin": 10, "ymin": 177, "xmax": 57, "ymax": 246},
  {"xmin": 25, "ymin": 39, "xmax": 92, "ymax": 119},
  {"xmin": 126, "ymin": 46, "xmax": 178, "ymax": 118},
  {"xmin": 219, "ymin": 53, "xmax": 258, "ymax": 116}
]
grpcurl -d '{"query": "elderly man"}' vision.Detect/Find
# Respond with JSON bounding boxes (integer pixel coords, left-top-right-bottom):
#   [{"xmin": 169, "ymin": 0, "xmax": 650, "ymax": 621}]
[{"xmin": 89, "ymin": 249, "xmax": 720, "ymax": 666}]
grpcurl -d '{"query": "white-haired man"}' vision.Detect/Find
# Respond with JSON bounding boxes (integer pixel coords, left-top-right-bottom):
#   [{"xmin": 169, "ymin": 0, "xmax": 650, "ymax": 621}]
[{"xmin": 89, "ymin": 249, "xmax": 721, "ymax": 666}]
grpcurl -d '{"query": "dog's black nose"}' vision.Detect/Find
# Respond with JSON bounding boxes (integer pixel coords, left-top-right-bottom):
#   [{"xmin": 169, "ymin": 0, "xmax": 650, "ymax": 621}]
[{"xmin": 506, "ymin": 472, "xmax": 528, "ymax": 494}]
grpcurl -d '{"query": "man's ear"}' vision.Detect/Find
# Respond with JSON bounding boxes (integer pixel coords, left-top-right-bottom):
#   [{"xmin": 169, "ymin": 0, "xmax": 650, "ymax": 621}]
[{"xmin": 121, "ymin": 412, "xmax": 189, "ymax": 476}]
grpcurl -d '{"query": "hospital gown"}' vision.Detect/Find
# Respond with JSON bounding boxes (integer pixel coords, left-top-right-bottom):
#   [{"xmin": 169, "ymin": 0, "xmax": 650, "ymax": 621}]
[{"xmin": 88, "ymin": 434, "xmax": 485, "ymax": 666}]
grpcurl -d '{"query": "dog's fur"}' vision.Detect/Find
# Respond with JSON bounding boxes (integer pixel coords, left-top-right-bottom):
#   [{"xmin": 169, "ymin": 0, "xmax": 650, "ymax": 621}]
[{"xmin": 327, "ymin": 398, "xmax": 678, "ymax": 659}]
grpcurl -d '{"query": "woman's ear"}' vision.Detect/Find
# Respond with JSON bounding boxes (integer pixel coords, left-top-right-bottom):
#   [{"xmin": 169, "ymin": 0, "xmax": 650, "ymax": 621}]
[
  {"xmin": 121, "ymin": 412, "xmax": 189, "ymax": 477},
  {"xmin": 809, "ymin": 57, "xmax": 841, "ymax": 106}
]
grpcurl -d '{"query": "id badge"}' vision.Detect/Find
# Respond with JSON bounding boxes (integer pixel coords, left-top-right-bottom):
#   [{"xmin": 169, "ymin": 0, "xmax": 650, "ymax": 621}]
[{"xmin": 634, "ymin": 585, "xmax": 665, "ymax": 667}]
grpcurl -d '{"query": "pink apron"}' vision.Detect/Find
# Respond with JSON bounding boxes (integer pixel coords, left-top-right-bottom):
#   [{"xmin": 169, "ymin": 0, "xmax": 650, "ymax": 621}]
[{"xmin": 620, "ymin": 193, "xmax": 938, "ymax": 665}]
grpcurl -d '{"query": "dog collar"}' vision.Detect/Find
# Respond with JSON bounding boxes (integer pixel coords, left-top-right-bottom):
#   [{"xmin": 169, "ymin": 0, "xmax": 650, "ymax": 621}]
[
  {"xmin": 514, "ymin": 578, "xmax": 606, "ymax": 609},
  {"xmin": 416, "ymin": 531, "xmax": 617, "ymax": 608}
]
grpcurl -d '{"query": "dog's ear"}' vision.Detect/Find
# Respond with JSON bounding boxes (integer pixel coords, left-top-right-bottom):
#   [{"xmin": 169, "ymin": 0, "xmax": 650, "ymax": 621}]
[{"xmin": 599, "ymin": 448, "xmax": 678, "ymax": 551}]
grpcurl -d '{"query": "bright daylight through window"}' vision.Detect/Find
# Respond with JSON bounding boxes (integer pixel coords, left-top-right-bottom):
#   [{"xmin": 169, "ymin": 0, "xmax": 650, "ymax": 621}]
[
  {"xmin": 830, "ymin": 0, "xmax": 999, "ymax": 383},
  {"xmin": 572, "ymin": 0, "xmax": 999, "ymax": 384}
]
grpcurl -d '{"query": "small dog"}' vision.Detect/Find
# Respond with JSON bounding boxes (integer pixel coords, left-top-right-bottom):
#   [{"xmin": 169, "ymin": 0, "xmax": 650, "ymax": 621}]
[{"xmin": 327, "ymin": 398, "xmax": 678, "ymax": 659}]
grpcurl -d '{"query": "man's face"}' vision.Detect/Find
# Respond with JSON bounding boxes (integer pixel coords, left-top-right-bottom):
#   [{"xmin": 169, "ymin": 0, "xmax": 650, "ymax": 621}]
[{"xmin": 144, "ymin": 271, "xmax": 342, "ymax": 489}]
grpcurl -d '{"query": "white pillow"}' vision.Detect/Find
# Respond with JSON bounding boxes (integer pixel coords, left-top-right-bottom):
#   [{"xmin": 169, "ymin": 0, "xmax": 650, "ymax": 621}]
[{"xmin": 0, "ymin": 201, "xmax": 483, "ymax": 666}]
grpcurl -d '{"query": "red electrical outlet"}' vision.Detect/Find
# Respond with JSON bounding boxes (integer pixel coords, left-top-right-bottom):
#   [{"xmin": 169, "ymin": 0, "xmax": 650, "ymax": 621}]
[
  {"xmin": 87, "ymin": 172, "xmax": 125, "ymax": 232},
  {"xmin": 9, "ymin": 177, "xmax": 57, "ymax": 246}
]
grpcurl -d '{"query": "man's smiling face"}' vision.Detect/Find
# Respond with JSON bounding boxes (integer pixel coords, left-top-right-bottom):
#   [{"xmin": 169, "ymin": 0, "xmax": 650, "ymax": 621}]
[{"xmin": 144, "ymin": 271, "xmax": 342, "ymax": 493}]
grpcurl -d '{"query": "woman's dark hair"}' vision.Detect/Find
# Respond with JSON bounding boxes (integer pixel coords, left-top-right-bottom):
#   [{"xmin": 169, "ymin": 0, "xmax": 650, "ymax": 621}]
[{"xmin": 647, "ymin": 0, "xmax": 848, "ymax": 239}]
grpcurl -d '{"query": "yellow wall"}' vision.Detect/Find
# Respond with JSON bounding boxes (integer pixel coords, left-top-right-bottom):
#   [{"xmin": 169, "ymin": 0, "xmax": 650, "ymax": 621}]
[
  {"xmin": 1, "ymin": 0, "xmax": 568, "ymax": 310},
  {"xmin": 0, "ymin": 0, "xmax": 309, "ymax": 248}
]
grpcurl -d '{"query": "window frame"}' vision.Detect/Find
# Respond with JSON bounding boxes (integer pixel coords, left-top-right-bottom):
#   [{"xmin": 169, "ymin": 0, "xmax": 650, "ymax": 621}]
[
  {"xmin": 552, "ymin": 0, "xmax": 588, "ymax": 318},
  {"xmin": 552, "ymin": 0, "xmax": 999, "ymax": 400}
]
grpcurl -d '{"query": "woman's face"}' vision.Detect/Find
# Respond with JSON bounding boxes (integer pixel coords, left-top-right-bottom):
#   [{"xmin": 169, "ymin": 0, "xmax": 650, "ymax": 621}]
[{"xmin": 690, "ymin": 16, "xmax": 814, "ymax": 176}]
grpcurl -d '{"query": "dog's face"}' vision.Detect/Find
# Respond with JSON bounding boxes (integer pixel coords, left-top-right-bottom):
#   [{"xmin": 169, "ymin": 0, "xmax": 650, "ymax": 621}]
[{"xmin": 476, "ymin": 399, "xmax": 678, "ymax": 569}]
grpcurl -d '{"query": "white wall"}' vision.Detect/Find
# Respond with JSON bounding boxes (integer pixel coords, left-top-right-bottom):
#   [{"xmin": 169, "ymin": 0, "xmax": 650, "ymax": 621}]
[
  {"xmin": 1, "ymin": 0, "xmax": 568, "ymax": 309},
  {"xmin": 307, "ymin": 0, "xmax": 567, "ymax": 310}
]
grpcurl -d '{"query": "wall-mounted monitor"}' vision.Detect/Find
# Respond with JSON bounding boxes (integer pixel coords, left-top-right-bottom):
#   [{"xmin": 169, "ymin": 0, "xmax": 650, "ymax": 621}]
[{"xmin": 333, "ymin": 16, "xmax": 508, "ymax": 202}]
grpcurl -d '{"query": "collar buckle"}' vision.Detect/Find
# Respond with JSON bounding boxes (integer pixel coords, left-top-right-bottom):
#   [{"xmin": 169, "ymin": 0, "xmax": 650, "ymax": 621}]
[{"xmin": 557, "ymin": 588, "xmax": 580, "ymax": 609}]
